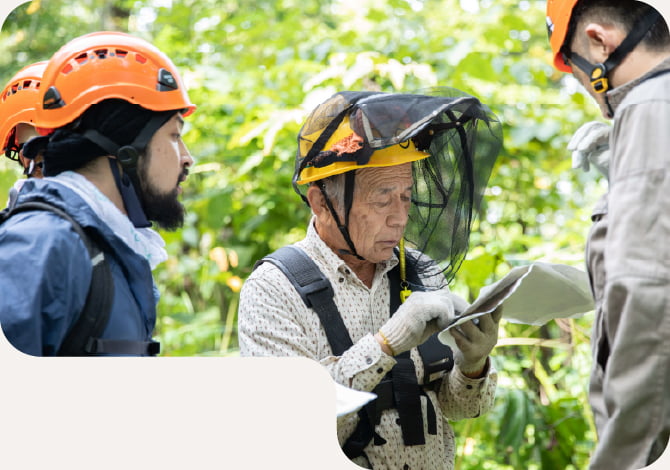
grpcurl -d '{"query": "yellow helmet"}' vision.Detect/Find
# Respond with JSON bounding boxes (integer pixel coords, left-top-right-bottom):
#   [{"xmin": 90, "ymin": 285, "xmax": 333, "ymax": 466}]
[
  {"xmin": 296, "ymin": 115, "xmax": 429, "ymax": 184},
  {"xmin": 292, "ymin": 89, "xmax": 503, "ymax": 285}
]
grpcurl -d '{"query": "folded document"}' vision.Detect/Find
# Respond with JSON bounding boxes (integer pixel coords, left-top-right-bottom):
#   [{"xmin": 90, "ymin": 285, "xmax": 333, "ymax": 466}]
[{"xmin": 438, "ymin": 262, "xmax": 594, "ymax": 346}]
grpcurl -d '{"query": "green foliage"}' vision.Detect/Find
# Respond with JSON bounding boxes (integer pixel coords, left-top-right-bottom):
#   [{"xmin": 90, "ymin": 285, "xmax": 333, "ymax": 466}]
[
  {"xmin": 452, "ymin": 317, "xmax": 596, "ymax": 469},
  {"xmin": 1, "ymin": 0, "xmax": 606, "ymax": 467}
]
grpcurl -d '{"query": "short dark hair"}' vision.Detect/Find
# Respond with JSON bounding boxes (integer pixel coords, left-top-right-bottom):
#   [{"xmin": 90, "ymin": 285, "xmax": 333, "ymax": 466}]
[
  {"xmin": 41, "ymin": 99, "xmax": 175, "ymax": 176},
  {"xmin": 566, "ymin": 0, "xmax": 670, "ymax": 52}
]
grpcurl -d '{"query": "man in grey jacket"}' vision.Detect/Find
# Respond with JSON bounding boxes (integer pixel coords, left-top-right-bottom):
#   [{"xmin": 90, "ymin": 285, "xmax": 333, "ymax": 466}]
[{"xmin": 546, "ymin": 1, "xmax": 670, "ymax": 468}]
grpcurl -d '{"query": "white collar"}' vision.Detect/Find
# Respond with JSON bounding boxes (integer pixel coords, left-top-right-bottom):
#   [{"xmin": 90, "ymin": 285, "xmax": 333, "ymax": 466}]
[{"xmin": 48, "ymin": 171, "xmax": 168, "ymax": 270}]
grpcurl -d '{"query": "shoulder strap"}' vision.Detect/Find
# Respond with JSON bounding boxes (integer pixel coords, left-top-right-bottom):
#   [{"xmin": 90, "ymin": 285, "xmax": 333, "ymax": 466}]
[
  {"xmin": 255, "ymin": 245, "xmax": 380, "ymax": 459},
  {"xmin": 2, "ymin": 201, "xmax": 116, "ymax": 356},
  {"xmin": 255, "ymin": 245, "xmax": 450, "ymax": 456},
  {"xmin": 255, "ymin": 245, "xmax": 354, "ymax": 355},
  {"xmin": 3, "ymin": 200, "xmax": 160, "ymax": 356}
]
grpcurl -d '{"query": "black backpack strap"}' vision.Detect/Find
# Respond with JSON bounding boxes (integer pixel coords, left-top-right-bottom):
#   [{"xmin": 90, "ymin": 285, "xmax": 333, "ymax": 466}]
[
  {"xmin": 255, "ymin": 245, "xmax": 446, "ymax": 456},
  {"xmin": 2, "ymin": 201, "xmax": 115, "ymax": 356},
  {"xmin": 2, "ymin": 200, "xmax": 159, "ymax": 356},
  {"xmin": 343, "ymin": 402, "xmax": 384, "ymax": 460},
  {"xmin": 390, "ymin": 256, "xmax": 454, "ymax": 385},
  {"xmin": 86, "ymin": 338, "xmax": 161, "ymax": 355},
  {"xmin": 255, "ymin": 245, "xmax": 354, "ymax": 355},
  {"xmin": 255, "ymin": 245, "xmax": 375, "ymax": 459},
  {"xmin": 392, "ymin": 354, "xmax": 426, "ymax": 445},
  {"xmin": 417, "ymin": 333, "xmax": 454, "ymax": 385},
  {"xmin": 345, "ymin": 264, "xmax": 439, "ymax": 454},
  {"xmin": 386, "ymin": 264, "xmax": 429, "ymax": 445}
]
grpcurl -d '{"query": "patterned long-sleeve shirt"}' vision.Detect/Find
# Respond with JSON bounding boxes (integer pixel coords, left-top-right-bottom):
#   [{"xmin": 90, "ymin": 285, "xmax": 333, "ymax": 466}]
[{"xmin": 239, "ymin": 219, "xmax": 497, "ymax": 469}]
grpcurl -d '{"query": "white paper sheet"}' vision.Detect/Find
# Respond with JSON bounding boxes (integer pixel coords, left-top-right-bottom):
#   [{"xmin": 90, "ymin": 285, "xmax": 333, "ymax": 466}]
[
  {"xmin": 335, "ymin": 382, "xmax": 377, "ymax": 417},
  {"xmin": 438, "ymin": 262, "xmax": 594, "ymax": 348}
]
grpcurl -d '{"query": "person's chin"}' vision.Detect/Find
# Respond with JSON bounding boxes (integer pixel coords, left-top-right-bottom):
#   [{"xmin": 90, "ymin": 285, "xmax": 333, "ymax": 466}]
[{"xmin": 370, "ymin": 247, "xmax": 395, "ymax": 263}]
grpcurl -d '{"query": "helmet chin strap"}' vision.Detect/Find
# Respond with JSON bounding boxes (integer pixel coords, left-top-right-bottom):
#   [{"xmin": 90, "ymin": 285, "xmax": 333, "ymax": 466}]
[
  {"xmin": 83, "ymin": 128, "xmax": 151, "ymax": 228},
  {"xmin": 82, "ymin": 113, "xmax": 174, "ymax": 228},
  {"xmin": 107, "ymin": 157, "xmax": 151, "ymax": 228},
  {"xmin": 565, "ymin": 8, "xmax": 661, "ymax": 99},
  {"xmin": 317, "ymin": 172, "xmax": 365, "ymax": 261}
]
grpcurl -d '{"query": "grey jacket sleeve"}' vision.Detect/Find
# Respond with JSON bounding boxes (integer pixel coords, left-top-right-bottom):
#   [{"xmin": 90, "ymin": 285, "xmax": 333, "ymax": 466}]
[{"xmin": 588, "ymin": 98, "xmax": 670, "ymax": 470}]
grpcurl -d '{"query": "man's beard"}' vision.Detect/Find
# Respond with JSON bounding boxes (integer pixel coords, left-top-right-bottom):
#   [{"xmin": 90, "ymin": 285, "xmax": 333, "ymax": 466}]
[{"xmin": 138, "ymin": 165, "xmax": 187, "ymax": 231}]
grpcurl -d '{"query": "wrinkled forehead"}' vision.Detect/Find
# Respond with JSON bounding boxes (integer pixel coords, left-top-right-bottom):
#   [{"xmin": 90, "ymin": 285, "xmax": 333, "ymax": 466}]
[{"xmin": 356, "ymin": 163, "xmax": 413, "ymax": 194}]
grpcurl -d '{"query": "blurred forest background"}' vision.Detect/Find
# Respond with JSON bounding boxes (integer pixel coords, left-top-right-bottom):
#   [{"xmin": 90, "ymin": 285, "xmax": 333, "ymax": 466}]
[{"xmin": 0, "ymin": 0, "xmax": 610, "ymax": 468}]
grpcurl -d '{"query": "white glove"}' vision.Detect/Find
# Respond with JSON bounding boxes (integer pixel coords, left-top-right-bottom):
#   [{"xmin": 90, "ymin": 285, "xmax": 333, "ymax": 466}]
[
  {"xmin": 448, "ymin": 292, "xmax": 470, "ymax": 316},
  {"xmin": 379, "ymin": 289, "xmax": 455, "ymax": 355},
  {"xmin": 567, "ymin": 121, "xmax": 611, "ymax": 179},
  {"xmin": 451, "ymin": 306, "xmax": 502, "ymax": 376}
]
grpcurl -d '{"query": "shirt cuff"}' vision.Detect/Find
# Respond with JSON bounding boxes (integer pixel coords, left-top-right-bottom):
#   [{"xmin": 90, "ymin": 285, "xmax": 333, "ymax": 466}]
[
  {"xmin": 339, "ymin": 333, "xmax": 396, "ymax": 391},
  {"xmin": 453, "ymin": 358, "xmax": 494, "ymax": 391}
]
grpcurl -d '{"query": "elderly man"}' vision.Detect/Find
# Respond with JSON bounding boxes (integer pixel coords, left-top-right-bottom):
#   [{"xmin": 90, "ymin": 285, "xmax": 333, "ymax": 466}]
[
  {"xmin": 547, "ymin": 1, "xmax": 670, "ymax": 468},
  {"xmin": 239, "ymin": 90, "xmax": 503, "ymax": 469}
]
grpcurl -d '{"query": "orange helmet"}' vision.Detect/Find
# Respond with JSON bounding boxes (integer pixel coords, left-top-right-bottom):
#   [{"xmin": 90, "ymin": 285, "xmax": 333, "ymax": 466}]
[
  {"xmin": 0, "ymin": 61, "xmax": 48, "ymax": 153},
  {"xmin": 36, "ymin": 31, "xmax": 195, "ymax": 129},
  {"xmin": 546, "ymin": 0, "xmax": 579, "ymax": 73}
]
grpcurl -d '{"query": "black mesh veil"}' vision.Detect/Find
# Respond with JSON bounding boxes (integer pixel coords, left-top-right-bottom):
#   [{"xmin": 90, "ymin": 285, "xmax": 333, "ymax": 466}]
[
  {"xmin": 294, "ymin": 88, "xmax": 502, "ymax": 287},
  {"xmin": 405, "ymin": 88, "xmax": 501, "ymax": 286}
]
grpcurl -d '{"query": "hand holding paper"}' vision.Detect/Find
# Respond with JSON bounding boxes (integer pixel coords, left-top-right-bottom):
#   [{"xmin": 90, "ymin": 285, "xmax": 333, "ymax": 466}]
[
  {"xmin": 450, "ymin": 306, "xmax": 502, "ymax": 376},
  {"xmin": 378, "ymin": 288, "xmax": 455, "ymax": 355},
  {"xmin": 438, "ymin": 262, "xmax": 594, "ymax": 347}
]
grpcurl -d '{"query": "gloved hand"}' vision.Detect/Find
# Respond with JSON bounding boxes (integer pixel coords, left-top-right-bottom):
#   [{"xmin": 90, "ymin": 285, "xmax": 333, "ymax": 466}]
[
  {"xmin": 378, "ymin": 289, "xmax": 456, "ymax": 356},
  {"xmin": 451, "ymin": 306, "xmax": 503, "ymax": 377},
  {"xmin": 448, "ymin": 292, "xmax": 470, "ymax": 316},
  {"xmin": 567, "ymin": 121, "xmax": 611, "ymax": 179}
]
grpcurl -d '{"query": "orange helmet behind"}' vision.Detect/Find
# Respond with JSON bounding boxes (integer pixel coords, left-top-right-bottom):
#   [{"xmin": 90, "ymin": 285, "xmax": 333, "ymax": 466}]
[
  {"xmin": 0, "ymin": 61, "xmax": 48, "ymax": 152},
  {"xmin": 546, "ymin": 0, "xmax": 579, "ymax": 72},
  {"xmin": 36, "ymin": 31, "xmax": 195, "ymax": 129}
]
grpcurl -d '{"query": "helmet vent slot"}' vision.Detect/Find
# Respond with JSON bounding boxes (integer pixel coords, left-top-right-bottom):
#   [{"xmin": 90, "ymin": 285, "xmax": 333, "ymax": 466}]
[
  {"xmin": 32, "ymin": 32, "xmax": 195, "ymax": 127},
  {"xmin": 74, "ymin": 52, "xmax": 89, "ymax": 65}
]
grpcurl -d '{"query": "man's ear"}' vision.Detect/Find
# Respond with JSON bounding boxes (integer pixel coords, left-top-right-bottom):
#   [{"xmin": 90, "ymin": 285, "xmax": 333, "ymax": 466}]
[
  {"xmin": 306, "ymin": 184, "xmax": 329, "ymax": 218},
  {"xmin": 585, "ymin": 22, "xmax": 626, "ymax": 58}
]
